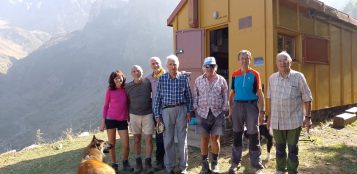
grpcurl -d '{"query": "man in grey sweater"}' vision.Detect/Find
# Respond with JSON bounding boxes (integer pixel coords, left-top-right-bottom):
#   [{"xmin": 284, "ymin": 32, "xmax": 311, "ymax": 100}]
[{"xmin": 126, "ymin": 65, "xmax": 154, "ymax": 174}]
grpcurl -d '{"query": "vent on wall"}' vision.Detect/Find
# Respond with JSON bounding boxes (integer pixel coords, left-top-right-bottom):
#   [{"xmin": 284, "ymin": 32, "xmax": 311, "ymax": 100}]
[{"xmin": 302, "ymin": 35, "xmax": 329, "ymax": 64}]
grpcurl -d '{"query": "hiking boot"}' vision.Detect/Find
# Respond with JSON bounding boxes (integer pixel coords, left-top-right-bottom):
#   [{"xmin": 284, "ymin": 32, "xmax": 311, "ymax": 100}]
[
  {"xmin": 199, "ymin": 159, "xmax": 210, "ymax": 174},
  {"xmin": 111, "ymin": 163, "xmax": 119, "ymax": 174},
  {"xmin": 253, "ymin": 163, "xmax": 264, "ymax": 174},
  {"xmin": 228, "ymin": 163, "xmax": 241, "ymax": 174},
  {"xmin": 254, "ymin": 168, "xmax": 264, "ymax": 174},
  {"xmin": 123, "ymin": 160, "xmax": 134, "ymax": 172},
  {"xmin": 211, "ymin": 160, "xmax": 219, "ymax": 174},
  {"xmin": 178, "ymin": 169, "xmax": 187, "ymax": 174},
  {"xmin": 154, "ymin": 161, "xmax": 165, "ymax": 171},
  {"xmin": 145, "ymin": 158, "xmax": 154, "ymax": 174},
  {"xmin": 134, "ymin": 157, "xmax": 143, "ymax": 173},
  {"xmin": 165, "ymin": 169, "xmax": 174, "ymax": 174},
  {"xmin": 253, "ymin": 163, "xmax": 265, "ymax": 170}
]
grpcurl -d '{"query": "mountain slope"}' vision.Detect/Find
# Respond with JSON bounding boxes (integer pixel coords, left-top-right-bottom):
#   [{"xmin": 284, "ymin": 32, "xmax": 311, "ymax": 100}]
[
  {"xmin": 0, "ymin": 21, "xmax": 50, "ymax": 74},
  {"xmin": 0, "ymin": 0, "xmax": 178, "ymax": 152}
]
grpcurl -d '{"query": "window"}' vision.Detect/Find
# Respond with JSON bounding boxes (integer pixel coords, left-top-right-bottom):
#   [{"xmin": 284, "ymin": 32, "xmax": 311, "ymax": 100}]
[
  {"xmin": 302, "ymin": 35, "xmax": 329, "ymax": 64},
  {"xmin": 278, "ymin": 34, "xmax": 296, "ymax": 60}
]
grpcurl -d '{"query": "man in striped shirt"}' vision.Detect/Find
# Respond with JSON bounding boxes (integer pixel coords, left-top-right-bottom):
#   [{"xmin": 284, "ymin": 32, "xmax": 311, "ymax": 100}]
[
  {"xmin": 153, "ymin": 55, "xmax": 193, "ymax": 174},
  {"xmin": 193, "ymin": 57, "xmax": 229, "ymax": 174},
  {"xmin": 267, "ymin": 51, "xmax": 312, "ymax": 174}
]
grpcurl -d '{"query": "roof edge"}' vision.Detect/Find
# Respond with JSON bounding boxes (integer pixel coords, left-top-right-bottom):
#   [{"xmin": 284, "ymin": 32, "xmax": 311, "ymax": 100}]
[{"xmin": 167, "ymin": 0, "xmax": 187, "ymax": 27}]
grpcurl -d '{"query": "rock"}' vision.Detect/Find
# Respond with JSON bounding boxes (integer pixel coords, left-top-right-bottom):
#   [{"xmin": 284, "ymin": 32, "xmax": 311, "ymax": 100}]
[
  {"xmin": 78, "ymin": 132, "xmax": 90, "ymax": 137},
  {"xmin": 22, "ymin": 144, "xmax": 41, "ymax": 151}
]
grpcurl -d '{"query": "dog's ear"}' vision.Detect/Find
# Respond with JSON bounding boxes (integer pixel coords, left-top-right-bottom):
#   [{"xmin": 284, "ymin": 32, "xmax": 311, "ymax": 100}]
[{"xmin": 92, "ymin": 135, "xmax": 96, "ymax": 141}]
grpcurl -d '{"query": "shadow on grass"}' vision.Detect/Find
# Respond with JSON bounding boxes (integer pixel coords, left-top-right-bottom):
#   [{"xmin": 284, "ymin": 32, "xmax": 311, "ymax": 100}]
[
  {"xmin": 299, "ymin": 144, "xmax": 357, "ymax": 174},
  {"xmin": 0, "ymin": 147, "xmax": 84, "ymax": 174}
]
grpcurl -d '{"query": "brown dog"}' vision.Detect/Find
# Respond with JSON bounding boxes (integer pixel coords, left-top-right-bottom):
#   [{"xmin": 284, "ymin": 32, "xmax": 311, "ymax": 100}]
[{"xmin": 77, "ymin": 135, "xmax": 115, "ymax": 174}]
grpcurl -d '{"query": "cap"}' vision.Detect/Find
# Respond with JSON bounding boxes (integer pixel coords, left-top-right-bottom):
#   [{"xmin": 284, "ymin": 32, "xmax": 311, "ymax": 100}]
[{"xmin": 203, "ymin": 57, "xmax": 216, "ymax": 65}]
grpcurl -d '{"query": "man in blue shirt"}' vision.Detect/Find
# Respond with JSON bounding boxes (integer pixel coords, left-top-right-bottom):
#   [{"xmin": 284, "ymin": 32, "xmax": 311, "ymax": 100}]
[
  {"xmin": 153, "ymin": 55, "xmax": 193, "ymax": 174},
  {"xmin": 228, "ymin": 50, "xmax": 265, "ymax": 174}
]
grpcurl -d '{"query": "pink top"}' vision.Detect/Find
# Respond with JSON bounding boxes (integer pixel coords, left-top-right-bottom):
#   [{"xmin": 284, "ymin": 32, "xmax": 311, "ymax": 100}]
[{"xmin": 102, "ymin": 88, "xmax": 128, "ymax": 121}]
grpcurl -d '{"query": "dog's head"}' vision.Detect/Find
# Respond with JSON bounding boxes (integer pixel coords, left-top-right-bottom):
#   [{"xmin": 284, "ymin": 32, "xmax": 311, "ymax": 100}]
[{"xmin": 89, "ymin": 135, "xmax": 112, "ymax": 154}]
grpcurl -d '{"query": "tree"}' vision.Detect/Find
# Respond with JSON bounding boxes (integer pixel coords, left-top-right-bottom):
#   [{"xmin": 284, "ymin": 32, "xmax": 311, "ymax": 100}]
[{"xmin": 344, "ymin": 0, "xmax": 357, "ymax": 18}]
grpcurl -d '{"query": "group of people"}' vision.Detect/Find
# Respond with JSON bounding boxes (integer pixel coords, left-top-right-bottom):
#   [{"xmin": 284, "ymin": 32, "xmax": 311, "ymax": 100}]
[{"xmin": 100, "ymin": 50, "xmax": 313, "ymax": 174}]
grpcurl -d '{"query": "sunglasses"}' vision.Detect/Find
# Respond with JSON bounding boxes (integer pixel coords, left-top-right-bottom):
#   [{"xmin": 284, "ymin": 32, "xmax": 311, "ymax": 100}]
[{"xmin": 204, "ymin": 64, "xmax": 216, "ymax": 69}]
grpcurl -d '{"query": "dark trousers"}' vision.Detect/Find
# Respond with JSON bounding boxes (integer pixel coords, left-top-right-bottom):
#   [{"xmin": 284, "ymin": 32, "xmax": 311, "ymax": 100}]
[
  {"xmin": 154, "ymin": 118, "xmax": 165, "ymax": 163},
  {"xmin": 155, "ymin": 131, "xmax": 165, "ymax": 163}
]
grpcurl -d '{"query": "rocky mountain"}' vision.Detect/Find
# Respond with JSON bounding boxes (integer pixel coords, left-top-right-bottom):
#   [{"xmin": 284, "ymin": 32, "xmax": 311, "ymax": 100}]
[
  {"xmin": 0, "ymin": 0, "xmax": 178, "ymax": 152},
  {"xmin": 0, "ymin": 20, "xmax": 50, "ymax": 74},
  {"xmin": 0, "ymin": 0, "xmax": 95, "ymax": 34}
]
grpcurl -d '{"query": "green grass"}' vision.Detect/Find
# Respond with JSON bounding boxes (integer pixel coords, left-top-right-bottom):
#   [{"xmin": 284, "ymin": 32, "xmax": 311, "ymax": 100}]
[{"xmin": 0, "ymin": 120, "xmax": 356, "ymax": 174}]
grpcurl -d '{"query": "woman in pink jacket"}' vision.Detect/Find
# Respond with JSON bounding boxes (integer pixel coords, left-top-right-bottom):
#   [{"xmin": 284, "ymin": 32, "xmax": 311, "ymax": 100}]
[{"xmin": 100, "ymin": 70, "xmax": 133, "ymax": 173}]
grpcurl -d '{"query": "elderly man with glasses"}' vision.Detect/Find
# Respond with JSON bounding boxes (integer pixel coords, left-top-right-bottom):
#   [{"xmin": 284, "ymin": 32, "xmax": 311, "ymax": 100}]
[
  {"xmin": 153, "ymin": 55, "xmax": 193, "ymax": 174},
  {"xmin": 193, "ymin": 57, "xmax": 229, "ymax": 174}
]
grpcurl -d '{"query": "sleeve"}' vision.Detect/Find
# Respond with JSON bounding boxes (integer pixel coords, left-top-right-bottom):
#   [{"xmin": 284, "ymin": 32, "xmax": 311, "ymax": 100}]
[
  {"xmin": 102, "ymin": 89, "xmax": 110, "ymax": 119},
  {"xmin": 153, "ymin": 78, "xmax": 162, "ymax": 117},
  {"xmin": 193, "ymin": 77, "xmax": 199, "ymax": 110},
  {"xmin": 185, "ymin": 76, "xmax": 193, "ymax": 113},
  {"xmin": 266, "ymin": 76, "xmax": 272, "ymax": 99},
  {"xmin": 222, "ymin": 77, "xmax": 229, "ymax": 111},
  {"xmin": 254, "ymin": 71, "xmax": 262, "ymax": 90},
  {"xmin": 299, "ymin": 73, "xmax": 313, "ymax": 102},
  {"xmin": 231, "ymin": 76, "xmax": 235, "ymax": 91}
]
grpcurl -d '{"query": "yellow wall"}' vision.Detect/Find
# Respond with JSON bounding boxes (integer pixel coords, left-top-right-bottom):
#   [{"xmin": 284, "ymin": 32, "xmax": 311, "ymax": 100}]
[
  {"xmin": 352, "ymin": 33, "xmax": 357, "ymax": 103},
  {"xmin": 314, "ymin": 20, "xmax": 330, "ymax": 108},
  {"xmin": 176, "ymin": 2, "xmax": 191, "ymax": 30},
  {"xmin": 342, "ymin": 29, "xmax": 352, "ymax": 105},
  {"xmin": 170, "ymin": 0, "xmax": 357, "ymax": 110},
  {"xmin": 200, "ymin": 0, "xmax": 228, "ymax": 28},
  {"xmin": 329, "ymin": 25, "xmax": 342, "ymax": 106},
  {"xmin": 228, "ymin": 0, "xmax": 272, "ymax": 89},
  {"xmin": 275, "ymin": 0, "xmax": 357, "ymax": 110},
  {"xmin": 279, "ymin": 0, "xmax": 298, "ymax": 31}
]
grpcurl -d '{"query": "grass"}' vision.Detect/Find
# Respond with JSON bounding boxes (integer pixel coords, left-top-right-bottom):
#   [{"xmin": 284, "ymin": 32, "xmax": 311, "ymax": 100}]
[{"xmin": 0, "ymin": 120, "xmax": 356, "ymax": 174}]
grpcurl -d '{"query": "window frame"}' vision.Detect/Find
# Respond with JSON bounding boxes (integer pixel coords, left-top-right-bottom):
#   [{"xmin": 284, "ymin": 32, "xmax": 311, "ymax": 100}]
[{"xmin": 277, "ymin": 33, "xmax": 297, "ymax": 61}]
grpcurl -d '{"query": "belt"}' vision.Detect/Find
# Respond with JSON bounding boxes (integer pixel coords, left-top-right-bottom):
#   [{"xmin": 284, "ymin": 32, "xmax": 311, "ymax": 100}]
[
  {"xmin": 235, "ymin": 100, "xmax": 257, "ymax": 104},
  {"xmin": 162, "ymin": 103, "xmax": 185, "ymax": 109}
]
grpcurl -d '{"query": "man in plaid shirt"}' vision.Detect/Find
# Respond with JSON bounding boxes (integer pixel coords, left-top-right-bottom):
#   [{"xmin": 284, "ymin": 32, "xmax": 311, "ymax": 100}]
[
  {"xmin": 267, "ymin": 51, "xmax": 312, "ymax": 174},
  {"xmin": 153, "ymin": 55, "xmax": 193, "ymax": 174},
  {"xmin": 193, "ymin": 57, "xmax": 229, "ymax": 174}
]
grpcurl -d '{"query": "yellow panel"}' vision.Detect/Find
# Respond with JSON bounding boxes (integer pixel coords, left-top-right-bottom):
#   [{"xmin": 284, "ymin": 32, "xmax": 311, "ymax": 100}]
[
  {"xmin": 315, "ymin": 20, "xmax": 329, "ymax": 37},
  {"xmin": 342, "ymin": 29, "xmax": 352, "ymax": 104},
  {"xmin": 177, "ymin": 3, "xmax": 191, "ymax": 30},
  {"xmin": 353, "ymin": 33, "xmax": 357, "ymax": 103},
  {"xmin": 299, "ymin": 7, "xmax": 314, "ymax": 34},
  {"xmin": 200, "ymin": 0, "xmax": 228, "ymax": 28},
  {"xmin": 315, "ymin": 65, "xmax": 330, "ymax": 109},
  {"xmin": 300, "ymin": 64, "xmax": 316, "ymax": 109},
  {"xmin": 279, "ymin": 0, "xmax": 298, "ymax": 30},
  {"xmin": 266, "ymin": 0, "xmax": 275, "ymax": 88},
  {"xmin": 329, "ymin": 25, "xmax": 341, "ymax": 106},
  {"xmin": 228, "ymin": 0, "xmax": 269, "ymax": 87}
]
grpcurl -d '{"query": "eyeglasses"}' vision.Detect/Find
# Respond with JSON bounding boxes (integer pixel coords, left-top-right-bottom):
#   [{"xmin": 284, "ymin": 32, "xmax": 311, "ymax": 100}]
[{"xmin": 204, "ymin": 64, "xmax": 216, "ymax": 69}]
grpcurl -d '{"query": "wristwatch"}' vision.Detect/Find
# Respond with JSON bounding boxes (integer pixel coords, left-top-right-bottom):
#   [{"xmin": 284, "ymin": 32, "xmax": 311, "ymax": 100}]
[{"xmin": 260, "ymin": 110, "xmax": 265, "ymax": 114}]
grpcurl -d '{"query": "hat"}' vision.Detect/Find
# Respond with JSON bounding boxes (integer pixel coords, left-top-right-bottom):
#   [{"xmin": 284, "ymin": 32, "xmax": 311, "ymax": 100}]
[{"xmin": 203, "ymin": 57, "xmax": 216, "ymax": 65}]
